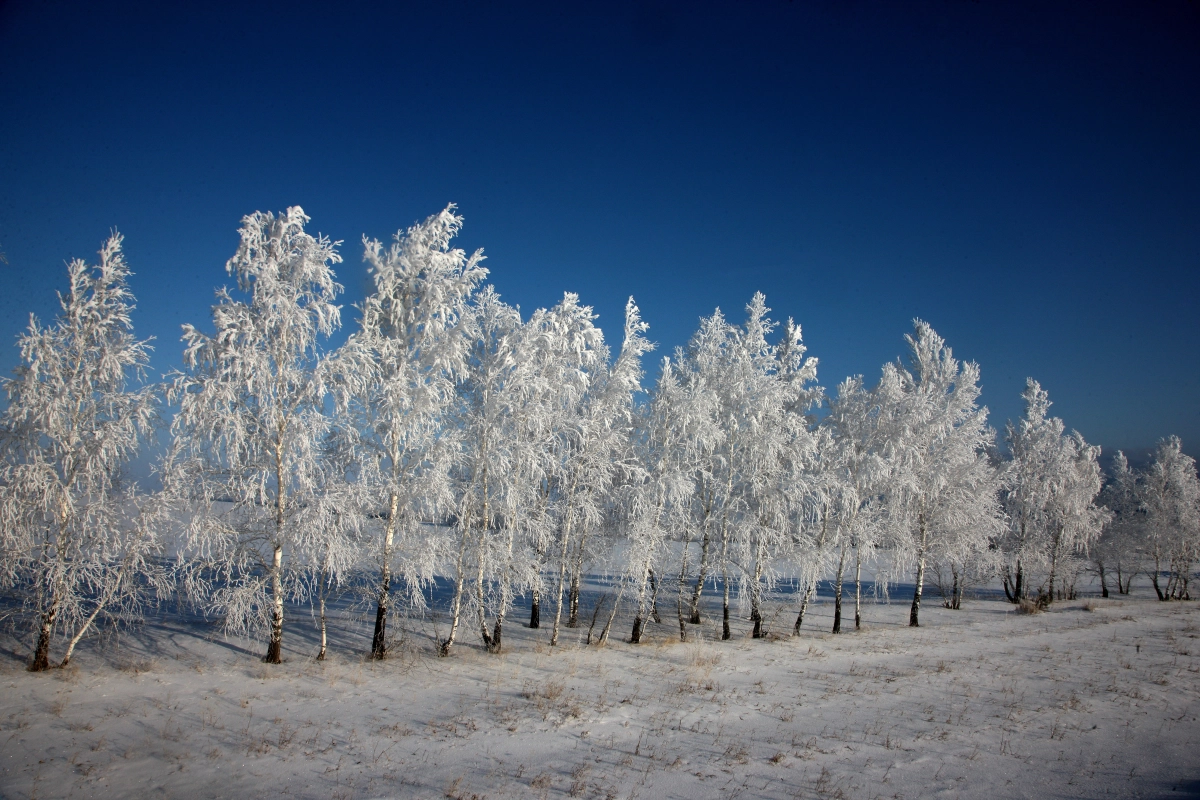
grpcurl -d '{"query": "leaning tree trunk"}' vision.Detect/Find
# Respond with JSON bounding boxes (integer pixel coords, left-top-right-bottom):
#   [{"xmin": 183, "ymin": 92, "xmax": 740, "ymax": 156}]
[
  {"xmin": 439, "ymin": 513, "xmax": 472, "ymax": 657},
  {"xmin": 61, "ymin": 603, "xmax": 103, "ymax": 669},
  {"xmin": 649, "ymin": 569, "xmax": 662, "ymax": 623},
  {"xmin": 793, "ymin": 581, "xmax": 815, "ymax": 635},
  {"xmin": 371, "ymin": 492, "xmax": 401, "ymax": 660}
]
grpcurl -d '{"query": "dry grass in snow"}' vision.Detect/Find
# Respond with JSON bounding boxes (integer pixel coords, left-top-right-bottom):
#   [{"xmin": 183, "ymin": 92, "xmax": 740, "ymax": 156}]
[{"xmin": 1, "ymin": 591, "xmax": 1198, "ymax": 799}]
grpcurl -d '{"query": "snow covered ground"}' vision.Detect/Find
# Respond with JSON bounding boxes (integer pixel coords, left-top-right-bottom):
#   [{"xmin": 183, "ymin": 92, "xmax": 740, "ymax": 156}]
[{"xmin": 2, "ymin": 586, "xmax": 1198, "ymax": 799}]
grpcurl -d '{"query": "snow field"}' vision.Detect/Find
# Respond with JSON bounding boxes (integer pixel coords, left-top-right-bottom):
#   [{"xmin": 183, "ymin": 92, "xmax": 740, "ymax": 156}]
[{"xmin": 2, "ymin": 591, "xmax": 1198, "ymax": 799}]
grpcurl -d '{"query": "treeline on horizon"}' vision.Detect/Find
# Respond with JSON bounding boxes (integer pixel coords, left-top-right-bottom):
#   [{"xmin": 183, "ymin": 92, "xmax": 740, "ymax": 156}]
[{"xmin": 2, "ymin": 205, "xmax": 1197, "ymax": 673}]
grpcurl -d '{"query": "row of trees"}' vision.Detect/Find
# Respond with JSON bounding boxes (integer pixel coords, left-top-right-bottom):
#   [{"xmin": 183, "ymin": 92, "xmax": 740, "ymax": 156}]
[{"xmin": 2, "ymin": 206, "xmax": 1197, "ymax": 671}]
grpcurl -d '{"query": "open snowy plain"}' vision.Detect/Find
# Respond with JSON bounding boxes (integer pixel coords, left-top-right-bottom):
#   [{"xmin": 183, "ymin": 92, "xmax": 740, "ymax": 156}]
[{"xmin": 2, "ymin": 587, "xmax": 1198, "ymax": 800}]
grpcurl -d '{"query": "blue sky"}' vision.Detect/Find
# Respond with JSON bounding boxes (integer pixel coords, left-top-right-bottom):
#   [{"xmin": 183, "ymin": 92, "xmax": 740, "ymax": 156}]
[{"xmin": 1, "ymin": 1, "xmax": 1197, "ymax": 465}]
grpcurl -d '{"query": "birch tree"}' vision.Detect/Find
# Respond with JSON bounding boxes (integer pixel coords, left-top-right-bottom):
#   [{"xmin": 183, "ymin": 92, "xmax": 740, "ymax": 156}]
[
  {"xmin": 340, "ymin": 205, "xmax": 486, "ymax": 659},
  {"xmin": 0, "ymin": 233, "xmax": 161, "ymax": 671},
  {"xmin": 674, "ymin": 295, "xmax": 818, "ymax": 640},
  {"xmin": 879, "ymin": 321, "xmax": 999, "ymax": 627},
  {"xmin": 816, "ymin": 375, "xmax": 891, "ymax": 632},
  {"xmin": 999, "ymin": 380, "xmax": 1106, "ymax": 604},
  {"xmin": 439, "ymin": 287, "xmax": 535, "ymax": 656},
  {"xmin": 167, "ymin": 207, "xmax": 342, "ymax": 664},
  {"xmin": 1094, "ymin": 451, "xmax": 1143, "ymax": 596},
  {"xmin": 1142, "ymin": 436, "xmax": 1199, "ymax": 601}
]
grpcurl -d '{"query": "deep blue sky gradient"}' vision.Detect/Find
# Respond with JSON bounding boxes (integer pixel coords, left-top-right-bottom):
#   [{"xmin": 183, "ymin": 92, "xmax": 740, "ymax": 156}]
[{"xmin": 1, "ymin": 1, "xmax": 1197, "ymax": 466}]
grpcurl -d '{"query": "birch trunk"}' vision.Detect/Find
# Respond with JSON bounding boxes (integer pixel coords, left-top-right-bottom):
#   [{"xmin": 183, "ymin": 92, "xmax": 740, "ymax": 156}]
[
  {"xmin": 29, "ymin": 602, "xmax": 58, "ymax": 672},
  {"xmin": 853, "ymin": 547, "xmax": 862, "ymax": 630},
  {"xmin": 676, "ymin": 527, "xmax": 692, "ymax": 642},
  {"xmin": 750, "ymin": 538, "xmax": 766, "ymax": 638},
  {"xmin": 265, "ymin": 542, "xmax": 285, "ymax": 663},
  {"xmin": 439, "ymin": 512, "xmax": 471, "ymax": 657},
  {"xmin": 720, "ymin": 518, "xmax": 732, "ymax": 641},
  {"xmin": 688, "ymin": 485, "xmax": 714, "ymax": 624},
  {"xmin": 908, "ymin": 510, "xmax": 927, "ymax": 628},
  {"xmin": 792, "ymin": 581, "xmax": 814, "ymax": 634},
  {"xmin": 265, "ymin": 447, "xmax": 286, "ymax": 664},
  {"xmin": 832, "ymin": 543, "xmax": 847, "ymax": 634},
  {"xmin": 316, "ymin": 586, "xmax": 328, "ymax": 661},
  {"xmin": 549, "ymin": 475, "xmax": 580, "ymax": 646},
  {"xmin": 371, "ymin": 492, "xmax": 401, "ymax": 659}
]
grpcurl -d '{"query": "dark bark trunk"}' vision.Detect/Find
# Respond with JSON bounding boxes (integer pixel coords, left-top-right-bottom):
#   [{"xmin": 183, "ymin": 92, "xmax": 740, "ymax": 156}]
[
  {"xmin": 264, "ymin": 633, "xmax": 283, "ymax": 663},
  {"xmin": 529, "ymin": 589, "xmax": 541, "ymax": 628},
  {"xmin": 631, "ymin": 614, "xmax": 644, "ymax": 644},
  {"xmin": 832, "ymin": 545, "xmax": 846, "ymax": 634},
  {"xmin": 908, "ymin": 568, "xmax": 923, "ymax": 627},
  {"xmin": 29, "ymin": 607, "xmax": 55, "ymax": 672},
  {"xmin": 488, "ymin": 616, "xmax": 503, "ymax": 654},
  {"xmin": 371, "ymin": 603, "xmax": 388, "ymax": 660},
  {"xmin": 567, "ymin": 575, "xmax": 580, "ymax": 628},
  {"xmin": 371, "ymin": 494, "xmax": 399, "ymax": 660},
  {"xmin": 1098, "ymin": 562, "xmax": 1109, "ymax": 598}
]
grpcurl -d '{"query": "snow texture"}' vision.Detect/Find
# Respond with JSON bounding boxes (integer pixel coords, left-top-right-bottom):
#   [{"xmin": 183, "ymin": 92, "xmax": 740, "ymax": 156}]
[{"xmin": 1, "ymin": 583, "xmax": 1197, "ymax": 799}]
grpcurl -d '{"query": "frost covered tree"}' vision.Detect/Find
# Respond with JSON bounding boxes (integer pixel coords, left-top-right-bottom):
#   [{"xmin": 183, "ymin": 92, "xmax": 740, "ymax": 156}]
[
  {"xmin": 734, "ymin": 313, "xmax": 819, "ymax": 640},
  {"xmin": 339, "ymin": 205, "xmax": 486, "ymax": 659},
  {"xmin": 167, "ymin": 207, "xmax": 343, "ymax": 664},
  {"xmin": 547, "ymin": 298, "xmax": 655, "ymax": 645},
  {"xmin": 622, "ymin": 358, "xmax": 682, "ymax": 644},
  {"xmin": 439, "ymin": 287, "xmax": 538, "ymax": 656},
  {"xmin": 672, "ymin": 295, "xmax": 819, "ymax": 640},
  {"xmin": 878, "ymin": 321, "xmax": 1000, "ymax": 627},
  {"xmin": 1093, "ymin": 452, "xmax": 1143, "ymax": 596},
  {"xmin": 814, "ymin": 376, "xmax": 890, "ymax": 632},
  {"xmin": 999, "ymin": 380, "xmax": 1106, "ymax": 604},
  {"xmin": 0, "ymin": 233, "xmax": 161, "ymax": 671},
  {"xmin": 632, "ymin": 353, "xmax": 720, "ymax": 643},
  {"xmin": 532, "ymin": 295, "xmax": 621, "ymax": 647},
  {"xmin": 1141, "ymin": 437, "xmax": 1199, "ymax": 601}
]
